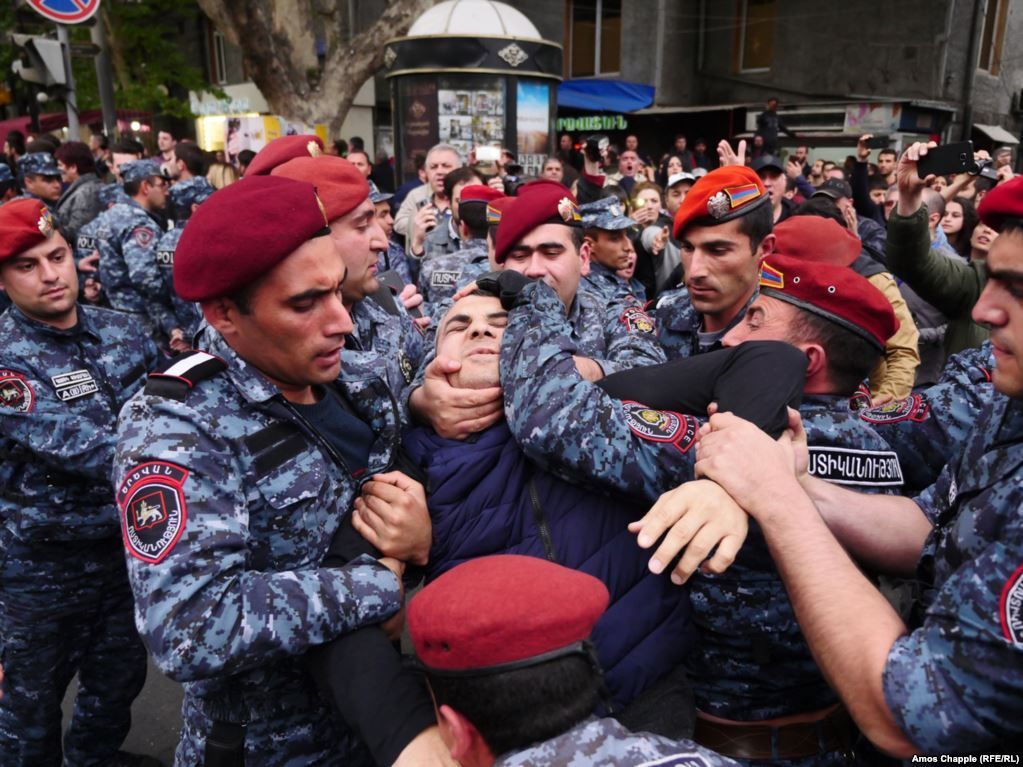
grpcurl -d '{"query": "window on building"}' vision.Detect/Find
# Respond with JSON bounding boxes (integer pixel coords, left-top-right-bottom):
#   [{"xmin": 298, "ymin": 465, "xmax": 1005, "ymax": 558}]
[
  {"xmin": 211, "ymin": 29, "xmax": 228, "ymax": 85},
  {"xmin": 738, "ymin": 0, "xmax": 776, "ymax": 73},
  {"xmin": 567, "ymin": 0, "xmax": 621, "ymax": 77},
  {"xmin": 978, "ymin": 0, "xmax": 1008, "ymax": 75}
]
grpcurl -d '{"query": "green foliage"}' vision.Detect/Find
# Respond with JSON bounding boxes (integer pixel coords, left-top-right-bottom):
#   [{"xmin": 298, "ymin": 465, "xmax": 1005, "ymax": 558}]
[
  {"xmin": 98, "ymin": 0, "xmax": 210, "ymax": 118},
  {"xmin": 4, "ymin": 0, "xmax": 216, "ymax": 120}
]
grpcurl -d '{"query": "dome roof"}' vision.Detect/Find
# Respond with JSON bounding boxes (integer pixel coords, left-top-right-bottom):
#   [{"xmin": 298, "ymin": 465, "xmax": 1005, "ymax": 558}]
[{"xmin": 407, "ymin": 0, "xmax": 543, "ymax": 39}]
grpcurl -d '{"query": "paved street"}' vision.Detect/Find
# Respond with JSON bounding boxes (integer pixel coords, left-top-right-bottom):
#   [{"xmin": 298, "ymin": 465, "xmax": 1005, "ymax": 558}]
[{"xmin": 62, "ymin": 657, "xmax": 183, "ymax": 766}]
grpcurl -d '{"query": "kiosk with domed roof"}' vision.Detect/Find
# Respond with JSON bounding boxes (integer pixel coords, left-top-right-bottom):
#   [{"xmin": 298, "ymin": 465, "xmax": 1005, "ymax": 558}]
[{"xmin": 384, "ymin": 0, "xmax": 562, "ymax": 181}]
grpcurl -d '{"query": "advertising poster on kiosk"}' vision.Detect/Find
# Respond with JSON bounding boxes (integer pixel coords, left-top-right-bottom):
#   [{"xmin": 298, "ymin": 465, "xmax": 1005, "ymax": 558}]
[
  {"xmin": 516, "ymin": 81, "xmax": 550, "ymax": 178},
  {"xmin": 438, "ymin": 79, "xmax": 505, "ymax": 160}
]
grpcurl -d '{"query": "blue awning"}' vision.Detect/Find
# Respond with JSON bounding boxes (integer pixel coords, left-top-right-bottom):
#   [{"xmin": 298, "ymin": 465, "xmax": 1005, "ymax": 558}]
[{"xmin": 557, "ymin": 79, "xmax": 655, "ymax": 113}]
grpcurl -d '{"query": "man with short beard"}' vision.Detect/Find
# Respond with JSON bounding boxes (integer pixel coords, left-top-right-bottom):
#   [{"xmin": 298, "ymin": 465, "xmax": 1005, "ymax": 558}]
[
  {"xmin": 114, "ymin": 175, "xmax": 451, "ymax": 767},
  {"xmin": 0, "ymin": 198, "xmax": 160, "ymax": 766},
  {"xmin": 271, "ymin": 152, "xmax": 427, "ymax": 403}
]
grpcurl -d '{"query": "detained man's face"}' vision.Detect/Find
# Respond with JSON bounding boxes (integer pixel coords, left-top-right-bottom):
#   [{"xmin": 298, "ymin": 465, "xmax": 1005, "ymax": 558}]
[{"xmin": 435, "ymin": 294, "xmax": 508, "ymax": 390}]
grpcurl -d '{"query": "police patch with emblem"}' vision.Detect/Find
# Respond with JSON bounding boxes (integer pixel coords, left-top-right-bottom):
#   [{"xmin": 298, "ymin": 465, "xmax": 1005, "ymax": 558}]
[
  {"xmin": 621, "ymin": 306, "xmax": 655, "ymax": 334},
  {"xmin": 1000, "ymin": 564, "xmax": 1023, "ymax": 645},
  {"xmin": 155, "ymin": 249, "xmax": 174, "ymax": 268},
  {"xmin": 118, "ymin": 461, "xmax": 189, "ymax": 564},
  {"xmin": 51, "ymin": 369, "xmax": 99, "ymax": 401},
  {"xmin": 859, "ymin": 394, "xmax": 930, "ymax": 425},
  {"xmin": 808, "ymin": 446, "xmax": 904, "ymax": 487},
  {"xmin": 131, "ymin": 226, "xmax": 155, "ymax": 248},
  {"xmin": 623, "ymin": 401, "xmax": 698, "ymax": 454},
  {"xmin": 0, "ymin": 369, "xmax": 34, "ymax": 413},
  {"xmin": 431, "ymin": 270, "xmax": 459, "ymax": 288}
]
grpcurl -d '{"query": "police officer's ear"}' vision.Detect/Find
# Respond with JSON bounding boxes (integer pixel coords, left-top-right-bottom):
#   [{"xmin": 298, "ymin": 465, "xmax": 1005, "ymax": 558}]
[
  {"xmin": 578, "ymin": 235, "xmax": 592, "ymax": 276},
  {"xmin": 757, "ymin": 232, "xmax": 777, "ymax": 259},
  {"xmin": 802, "ymin": 342, "xmax": 828, "ymax": 381},
  {"xmin": 202, "ymin": 296, "xmax": 246, "ymax": 338},
  {"xmin": 436, "ymin": 703, "xmax": 494, "ymax": 764}
]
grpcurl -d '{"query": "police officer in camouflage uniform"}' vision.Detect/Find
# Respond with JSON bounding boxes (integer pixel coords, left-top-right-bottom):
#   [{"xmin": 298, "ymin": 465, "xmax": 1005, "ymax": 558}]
[
  {"xmin": 693, "ymin": 165, "xmax": 1023, "ymax": 757},
  {"xmin": 94, "ymin": 160, "xmax": 177, "ymax": 346},
  {"xmin": 500, "ymin": 252, "xmax": 907, "ymax": 764},
  {"xmin": 859, "ymin": 342, "xmax": 996, "ymax": 494},
  {"xmin": 418, "ymin": 184, "xmax": 501, "ymax": 313},
  {"xmin": 370, "ymin": 180, "xmax": 415, "ymax": 285},
  {"xmin": 409, "ymin": 555, "xmax": 740, "ymax": 767},
  {"xmin": 155, "ymin": 177, "xmax": 214, "ymax": 348},
  {"xmin": 653, "ymin": 165, "xmax": 774, "ymax": 360},
  {"xmin": 74, "ymin": 184, "xmax": 131, "ymax": 309},
  {"xmin": 113, "ymin": 175, "xmax": 450, "ymax": 766},
  {"xmin": 579, "ymin": 195, "xmax": 644, "ymax": 305},
  {"xmin": 0, "ymin": 198, "xmax": 160, "ymax": 767},
  {"xmin": 408, "ymin": 180, "xmax": 666, "ymax": 441},
  {"xmin": 271, "ymin": 153, "xmax": 427, "ymax": 406},
  {"xmin": 15, "ymin": 152, "xmax": 62, "ymax": 209}
]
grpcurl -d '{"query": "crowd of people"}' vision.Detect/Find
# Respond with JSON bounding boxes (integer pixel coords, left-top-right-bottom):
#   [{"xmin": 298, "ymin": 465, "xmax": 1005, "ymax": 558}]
[{"xmin": 0, "ymin": 115, "xmax": 1021, "ymax": 767}]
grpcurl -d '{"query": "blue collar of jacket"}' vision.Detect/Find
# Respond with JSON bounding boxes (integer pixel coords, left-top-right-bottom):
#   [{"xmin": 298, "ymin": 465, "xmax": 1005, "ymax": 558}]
[
  {"xmin": 201, "ymin": 325, "xmax": 284, "ymax": 405},
  {"xmin": 5, "ymin": 302, "xmax": 102, "ymax": 343}
]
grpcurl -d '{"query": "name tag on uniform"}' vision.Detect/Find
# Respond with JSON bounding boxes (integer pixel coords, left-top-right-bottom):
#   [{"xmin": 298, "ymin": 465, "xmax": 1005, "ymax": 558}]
[
  {"xmin": 51, "ymin": 369, "xmax": 99, "ymax": 401},
  {"xmin": 77, "ymin": 234, "xmax": 96, "ymax": 251},
  {"xmin": 431, "ymin": 270, "xmax": 459, "ymax": 288},
  {"xmin": 808, "ymin": 446, "xmax": 903, "ymax": 487},
  {"xmin": 155, "ymin": 249, "xmax": 174, "ymax": 268}
]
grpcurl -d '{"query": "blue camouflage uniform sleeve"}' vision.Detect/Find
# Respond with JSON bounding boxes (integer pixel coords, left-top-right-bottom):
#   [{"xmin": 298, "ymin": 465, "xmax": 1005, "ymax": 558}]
[
  {"xmin": 883, "ymin": 536, "xmax": 1023, "ymax": 752},
  {"xmin": 596, "ymin": 294, "xmax": 667, "ymax": 375},
  {"xmin": 113, "ymin": 395, "xmax": 402, "ymax": 682},
  {"xmin": 0, "ymin": 362, "xmax": 117, "ymax": 476},
  {"xmin": 121, "ymin": 220, "xmax": 178, "ymax": 336},
  {"xmin": 501, "ymin": 282, "xmax": 698, "ymax": 501}
]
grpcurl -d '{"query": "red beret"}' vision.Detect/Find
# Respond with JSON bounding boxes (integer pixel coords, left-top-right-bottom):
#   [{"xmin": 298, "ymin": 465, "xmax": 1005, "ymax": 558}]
[
  {"xmin": 494, "ymin": 181, "xmax": 581, "ymax": 264},
  {"xmin": 408, "ymin": 555, "xmax": 609, "ymax": 673},
  {"xmin": 0, "ymin": 198, "xmax": 58, "ymax": 263},
  {"xmin": 673, "ymin": 165, "xmax": 769, "ymax": 240},
  {"xmin": 174, "ymin": 176, "xmax": 329, "ymax": 301},
  {"xmin": 978, "ymin": 175, "xmax": 1023, "ymax": 232},
  {"xmin": 244, "ymin": 135, "xmax": 324, "ymax": 177},
  {"xmin": 773, "ymin": 216, "xmax": 860, "ymax": 267},
  {"xmin": 458, "ymin": 184, "xmax": 504, "ymax": 205},
  {"xmin": 485, "ymin": 196, "xmax": 514, "ymax": 225},
  {"xmin": 759, "ymin": 254, "xmax": 897, "ymax": 350},
  {"xmin": 271, "ymin": 156, "xmax": 369, "ymax": 222}
]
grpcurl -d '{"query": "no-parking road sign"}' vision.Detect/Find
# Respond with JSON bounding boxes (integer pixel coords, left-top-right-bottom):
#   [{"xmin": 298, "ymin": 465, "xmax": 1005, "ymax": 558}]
[{"xmin": 26, "ymin": 0, "xmax": 101, "ymax": 25}]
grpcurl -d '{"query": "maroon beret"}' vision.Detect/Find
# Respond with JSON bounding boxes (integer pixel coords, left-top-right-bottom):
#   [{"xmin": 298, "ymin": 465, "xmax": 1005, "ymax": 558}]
[
  {"xmin": 978, "ymin": 175, "xmax": 1023, "ymax": 232},
  {"xmin": 271, "ymin": 156, "xmax": 369, "ymax": 222},
  {"xmin": 673, "ymin": 165, "xmax": 768, "ymax": 240},
  {"xmin": 759, "ymin": 254, "xmax": 897, "ymax": 350},
  {"xmin": 244, "ymin": 135, "xmax": 324, "ymax": 177},
  {"xmin": 485, "ymin": 196, "xmax": 514, "ymax": 225},
  {"xmin": 458, "ymin": 184, "xmax": 504, "ymax": 205},
  {"xmin": 774, "ymin": 216, "xmax": 860, "ymax": 267},
  {"xmin": 494, "ymin": 181, "xmax": 581, "ymax": 264},
  {"xmin": 174, "ymin": 176, "xmax": 329, "ymax": 302},
  {"xmin": 0, "ymin": 198, "xmax": 58, "ymax": 263},
  {"xmin": 408, "ymin": 555, "xmax": 609, "ymax": 673}
]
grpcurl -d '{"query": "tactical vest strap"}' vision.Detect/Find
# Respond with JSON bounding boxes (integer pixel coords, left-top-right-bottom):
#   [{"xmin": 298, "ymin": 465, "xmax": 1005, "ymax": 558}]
[{"xmin": 144, "ymin": 350, "xmax": 227, "ymax": 401}]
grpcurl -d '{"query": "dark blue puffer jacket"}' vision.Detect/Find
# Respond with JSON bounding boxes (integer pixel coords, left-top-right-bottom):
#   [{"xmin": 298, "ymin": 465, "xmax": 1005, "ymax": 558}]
[{"xmin": 404, "ymin": 421, "xmax": 695, "ymax": 709}]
